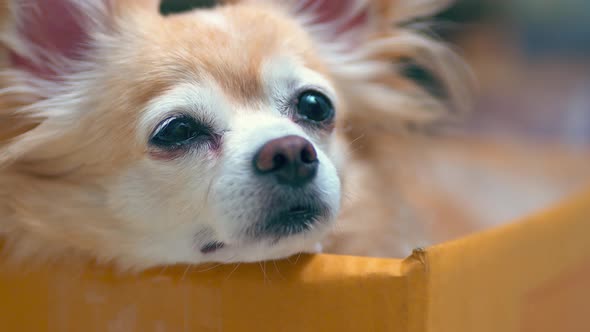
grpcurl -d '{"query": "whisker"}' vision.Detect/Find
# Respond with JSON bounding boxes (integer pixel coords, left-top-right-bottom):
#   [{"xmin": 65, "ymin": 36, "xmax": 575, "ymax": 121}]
[
  {"xmin": 195, "ymin": 262, "xmax": 224, "ymax": 273},
  {"xmin": 272, "ymin": 260, "xmax": 285, "ymax": 280},
  {"xmin": 156, "ymin": 265, "xmax": 169, "ymax": 277},
  {"xmin": 181, "ymin": 264, "xmax": 193, "ymax": 281},
  {"xmin": 348, "ymin": 133, "xmax": 366, "ymax": 147},
  {"xmin": 259, "ymin": 261, "xmax": 269, "ymax": 284},
  {"xmin": 225, "ymin": 263, "xmax": 242, "ymax": 281}
]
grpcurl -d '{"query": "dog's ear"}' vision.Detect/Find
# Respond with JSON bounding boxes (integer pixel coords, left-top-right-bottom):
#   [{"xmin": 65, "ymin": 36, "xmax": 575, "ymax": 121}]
[
  {"xmin": 291, "ymin": 0, "xmax": 474, "ymax": 128},
  {"xmin": 0, "ymin": 0, "xmax": 158, "ymax": 165},
  {"xmin": 2, "ymin": 0, "xmax": 159, "ymax": 78}
]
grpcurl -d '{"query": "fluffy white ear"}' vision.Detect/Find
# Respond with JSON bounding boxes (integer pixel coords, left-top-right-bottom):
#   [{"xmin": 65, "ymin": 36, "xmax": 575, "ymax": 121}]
[{"xmin": 288, "ymin": 0, "xmax": 474, "ymax": 127}]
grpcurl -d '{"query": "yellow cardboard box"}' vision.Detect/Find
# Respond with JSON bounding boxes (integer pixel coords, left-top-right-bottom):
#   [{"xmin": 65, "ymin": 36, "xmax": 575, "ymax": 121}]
[{"xmin": 0, "ymin": 189, "xmax": 589, "ymax": 332}]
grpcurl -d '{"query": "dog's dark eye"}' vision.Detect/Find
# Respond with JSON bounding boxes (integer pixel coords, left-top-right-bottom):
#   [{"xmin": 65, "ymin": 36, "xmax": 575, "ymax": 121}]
[
  {"xmin": 296, "ymin": 90, "xmax": 334, "ymax": 123},
  {"xmin": 150, "ymin": 115, "xmax": 210, "ymax": 149}
]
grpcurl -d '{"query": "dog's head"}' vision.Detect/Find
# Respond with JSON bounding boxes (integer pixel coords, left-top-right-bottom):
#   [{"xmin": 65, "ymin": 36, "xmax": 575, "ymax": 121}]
[{"xmin": 0, "ymin": 0, "xmax": 470, "ymax": 268}]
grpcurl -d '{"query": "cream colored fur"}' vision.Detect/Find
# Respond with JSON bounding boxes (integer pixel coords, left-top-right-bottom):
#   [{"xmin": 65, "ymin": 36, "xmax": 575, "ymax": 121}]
[{"xmin": 0, "ymin": 0, "xmax": 471, "ymax": 270}]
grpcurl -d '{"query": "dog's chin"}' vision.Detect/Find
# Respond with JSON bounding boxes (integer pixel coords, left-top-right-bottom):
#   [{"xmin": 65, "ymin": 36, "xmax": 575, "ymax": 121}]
[
  {"xmin": 199, "ymin": 232, "xmax": 328, "ymax": 264},
  {"xmin": 196, "ymin": 178, "xmax": 339, "ymax": 263},
  {"xmin": 198, "ymin": 203, "xmax": 334, "ymax": 263},
  {"xmin": 250, "ymin": 201, "xmax": 333, "ymax": 240}
]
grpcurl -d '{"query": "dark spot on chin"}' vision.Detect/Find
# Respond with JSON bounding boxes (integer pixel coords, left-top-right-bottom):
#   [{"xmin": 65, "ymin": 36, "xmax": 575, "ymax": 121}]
[{"xmin": 200, "ymin": 241, "xmax": 225, "ymax": 254}]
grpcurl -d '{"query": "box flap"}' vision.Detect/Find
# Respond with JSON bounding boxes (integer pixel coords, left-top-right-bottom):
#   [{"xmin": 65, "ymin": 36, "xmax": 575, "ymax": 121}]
[
  {"xmin": 0, "ymin": 253, "xmax": 410, "ymax": 332},
  {"xmin": 421, "ymin": 189, "xmax": 590, "ymax": 332}
]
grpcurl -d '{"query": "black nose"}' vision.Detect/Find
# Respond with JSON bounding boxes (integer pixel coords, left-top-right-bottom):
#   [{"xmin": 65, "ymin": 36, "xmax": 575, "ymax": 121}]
[{"xmin": 253, "ymin": 135, "xmax": 319, "ymax": 186}]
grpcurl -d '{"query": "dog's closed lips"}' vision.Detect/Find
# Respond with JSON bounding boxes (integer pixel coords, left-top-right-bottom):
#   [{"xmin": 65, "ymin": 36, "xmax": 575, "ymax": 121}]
[{"xmin": 258, "ymin": 203, "xmax": 328, "ymax": 238}]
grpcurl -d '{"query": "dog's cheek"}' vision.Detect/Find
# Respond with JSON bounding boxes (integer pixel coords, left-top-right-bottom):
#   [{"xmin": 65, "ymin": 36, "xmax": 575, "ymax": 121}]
[
  {"xmin": 105, "ymin": 163, "xmax": 197, "ymax": 231},
  {"xmin": 207, "ymin": 148, "xmax": 263, "ymax": 240},
  {"xmin": 318, "ymin": 134, "xmax": 347, "ymax": 179}
]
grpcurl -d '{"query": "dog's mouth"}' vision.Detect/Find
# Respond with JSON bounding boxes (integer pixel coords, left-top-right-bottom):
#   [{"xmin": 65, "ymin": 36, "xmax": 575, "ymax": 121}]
[
  {"xmin": 250, "ymin": 202, "xmax": 331, "ymax": 239},
  {"xmin": 201, "ymin": 197, "xmax": 333, "ymax": 255}
]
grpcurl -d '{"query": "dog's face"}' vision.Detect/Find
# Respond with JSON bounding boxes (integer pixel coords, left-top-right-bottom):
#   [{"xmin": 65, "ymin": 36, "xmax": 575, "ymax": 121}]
[
  {"xmin": 107, "ymin": 6, "xmax": 344, "ymax": 264},
  {"xmin": 0, "ymin": 0, "xmax": 470, "ymax": 268}
]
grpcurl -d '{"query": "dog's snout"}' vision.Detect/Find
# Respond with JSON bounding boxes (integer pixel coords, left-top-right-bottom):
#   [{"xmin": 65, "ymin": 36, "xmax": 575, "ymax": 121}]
[{"xmin": 254, "ymin": 135, "xmax": 318, "ymax": 186}]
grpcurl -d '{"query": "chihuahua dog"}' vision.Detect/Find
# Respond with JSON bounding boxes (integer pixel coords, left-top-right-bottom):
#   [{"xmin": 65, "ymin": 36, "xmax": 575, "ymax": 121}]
[{"xmin": 0, "ymin": 0, "xmax": 470, "ymax": 269}]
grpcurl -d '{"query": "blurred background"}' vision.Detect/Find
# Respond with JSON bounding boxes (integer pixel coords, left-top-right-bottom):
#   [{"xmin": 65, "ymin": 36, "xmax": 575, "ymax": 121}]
[{"xmin": 437, "ymin": 0, "xmax": 590, "ymax": 146}]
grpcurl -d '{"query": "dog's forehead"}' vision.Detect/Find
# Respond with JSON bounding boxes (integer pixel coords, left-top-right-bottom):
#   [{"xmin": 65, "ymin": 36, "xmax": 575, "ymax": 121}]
[{"xmin": 148, "ymin": 6, "xmax": 327, "ymax": 102}]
